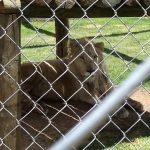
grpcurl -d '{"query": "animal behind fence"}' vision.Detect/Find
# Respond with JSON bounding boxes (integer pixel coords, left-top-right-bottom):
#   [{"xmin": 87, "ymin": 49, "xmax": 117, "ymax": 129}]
[{"xmin": 21, "ymin": 38, "xmax": 109, "ymax": 109}]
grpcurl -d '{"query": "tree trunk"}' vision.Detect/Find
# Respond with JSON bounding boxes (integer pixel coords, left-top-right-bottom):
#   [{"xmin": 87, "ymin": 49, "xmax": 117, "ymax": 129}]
[
  {"xmin": 55, "ymin": 17, "xmax": 69, "ymax": 58},
  {"xmin": 0, "ymin": 14, "xmax": 21, "ymax": 150}
]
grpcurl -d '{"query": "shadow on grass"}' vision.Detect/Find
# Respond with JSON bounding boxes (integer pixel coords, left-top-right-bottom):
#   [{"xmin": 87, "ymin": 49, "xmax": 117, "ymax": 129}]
[
  {"xmin": 22, "ymin": 21, "xmax": 56, "ymax": 37},
  {"xmin": 105, "ymin": 48, "xmax": 142, "ymax": 65},
  {"xmin": 21, "ymin": 21, "xmax": 150, "ymax": 149},
  {"xmin": 22, "ymin": 100, "xmax": 150, "ymax": 150},
  {"xmin": 21, "ymin": 44, "xmax": 55, "ymax": 49},
  {"xmin": 78, "ymin": 111, "xmax": 150, "ymax": 150},
  {"xmin": 87, "ymin": 29, "xmax": 150, "ymax": 39},
  {"xmin": 22, "ymin": 21, "xmax": 147, "ymax": 66},
  {"xmin": 22, "ymin": 21, "xmax": 150, "ymax": 40},
  {"xmin": 22, "ymin": 42, "xmax": 142, "ymax": 65}
]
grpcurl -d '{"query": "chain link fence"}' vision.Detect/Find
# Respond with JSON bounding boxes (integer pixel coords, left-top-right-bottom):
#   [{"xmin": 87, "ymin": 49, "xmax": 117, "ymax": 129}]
[{"xmin": 0, "ymin": 0, "xmax": 150, "ymax": 150}]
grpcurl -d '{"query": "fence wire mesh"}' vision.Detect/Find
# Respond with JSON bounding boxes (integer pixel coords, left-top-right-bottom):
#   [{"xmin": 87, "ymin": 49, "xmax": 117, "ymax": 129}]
[
  {"xmin": 49, "ymin": 55, "xmax": 150, "ymax": 150},
  {"xmin": 0, "ymin": 0, "xmax": 150, "ymax": 150}
]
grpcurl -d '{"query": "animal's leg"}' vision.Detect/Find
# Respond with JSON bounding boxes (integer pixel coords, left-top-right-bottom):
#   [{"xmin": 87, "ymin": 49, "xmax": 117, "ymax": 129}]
[{"xmin": 125, "ymin": 97, "xmax": 144, "ymax": 113}]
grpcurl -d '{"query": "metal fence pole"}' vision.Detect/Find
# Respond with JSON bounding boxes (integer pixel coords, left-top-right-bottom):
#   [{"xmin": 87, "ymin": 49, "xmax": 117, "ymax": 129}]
[{"xmin": 48, "ymin": 56, "xmax": 150, "ymax": 150}]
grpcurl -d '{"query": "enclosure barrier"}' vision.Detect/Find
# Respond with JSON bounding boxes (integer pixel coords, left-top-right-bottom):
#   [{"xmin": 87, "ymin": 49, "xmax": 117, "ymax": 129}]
[
  {"xmin": 0, "ymin": 0, "xmax": 150, "ymax": 150},
  {"xmin": 49, "ymin": 56, "xmax": 150, "ymax": 150}
]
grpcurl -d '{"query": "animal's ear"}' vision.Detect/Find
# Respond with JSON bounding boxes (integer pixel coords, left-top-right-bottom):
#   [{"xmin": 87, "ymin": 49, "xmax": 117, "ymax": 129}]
[
  {"xmin": 68, "ymin": 39, "xmax": 78, "ymax": 49},
  {"xmin": 67, "ymin": 39, "xmax": 81, "ymax": 55},
  {"xmin": 94, "ymin": 42, "xmax": 104, "ymax": 51},
  {"xmin": 94, "ymin": 42, "xmax": 104, "ymax": 52},
  {"xmin": 67, "ymin": 39, "xmax": 75, "ymax": 56}
]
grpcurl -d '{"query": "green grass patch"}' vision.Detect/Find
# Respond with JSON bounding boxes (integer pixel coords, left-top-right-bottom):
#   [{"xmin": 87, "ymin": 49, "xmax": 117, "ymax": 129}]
[
  {"xmin": 21, "ymin": 17, "xmax": 150, "ymax": 88},
  {"xmin": 21, "ymin": 17, "xmax": 150, "ymax": 149}
]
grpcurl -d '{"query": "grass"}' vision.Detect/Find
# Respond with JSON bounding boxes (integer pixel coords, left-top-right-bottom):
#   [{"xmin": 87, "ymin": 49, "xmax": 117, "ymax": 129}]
[
  {"xmin": 21, "ymin": 17, "xmax": 150, "ymax": 149},
  {"xmin": 21, "ymin": 17, "xmax": 150, "ymax": 88}
]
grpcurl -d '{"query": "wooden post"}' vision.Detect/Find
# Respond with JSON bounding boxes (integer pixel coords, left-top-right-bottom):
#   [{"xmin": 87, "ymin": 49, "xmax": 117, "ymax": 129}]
[
  {"xmin": 55, "ymin": 17, "xmax": 69, "ymax": 58},
  {"xmin": 0, "ymin": 14, "xmax": 21, "ymax": 150}
]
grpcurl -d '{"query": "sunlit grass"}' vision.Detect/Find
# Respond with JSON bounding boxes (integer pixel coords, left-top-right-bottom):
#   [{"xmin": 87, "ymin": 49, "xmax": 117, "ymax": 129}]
[
  {"xmin": 21, "ymin": 17, "xmax": 150, "ymax": 149},
  {"xmin": 21, "ymin": 17, "xmax": 150, "ymax": 88}
]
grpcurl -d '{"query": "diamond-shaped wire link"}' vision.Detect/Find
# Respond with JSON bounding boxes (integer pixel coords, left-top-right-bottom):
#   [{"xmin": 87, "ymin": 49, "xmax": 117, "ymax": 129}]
[{"xmin": 1, "ymin": 0, "xmax": 150, "ymax": 149}]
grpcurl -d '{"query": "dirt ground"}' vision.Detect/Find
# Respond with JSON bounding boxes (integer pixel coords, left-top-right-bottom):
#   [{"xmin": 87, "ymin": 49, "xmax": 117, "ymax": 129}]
[
  {"xmin": 131, "ymin": 89, "xmax": 150, "ymax": 111},
  {"xmin": 21, "ymin": 89, "xmax": 150, "ymax": 150}
]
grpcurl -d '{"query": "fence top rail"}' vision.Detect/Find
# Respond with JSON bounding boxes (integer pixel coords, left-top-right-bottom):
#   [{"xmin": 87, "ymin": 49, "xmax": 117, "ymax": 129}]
[
  {"xmin": 22, "ymin": 5, "xmax": 149, "ymax": 18},
  {"xmin": 20, "ymin": 0, "xmax": 149, "ymax": 8},
  {"xmin": 0, "ymin": 0, "xmax": 149, "ymax": 16}
]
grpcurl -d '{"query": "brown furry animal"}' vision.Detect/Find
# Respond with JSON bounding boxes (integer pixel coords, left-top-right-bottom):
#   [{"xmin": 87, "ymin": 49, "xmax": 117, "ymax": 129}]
[
  {"xmin": 21, "ymin": 38, "xmax": 106, "ymax": 105},
  {"xmin": 21, "ymin": 38, "xmax": 143, "ymax": 117}
]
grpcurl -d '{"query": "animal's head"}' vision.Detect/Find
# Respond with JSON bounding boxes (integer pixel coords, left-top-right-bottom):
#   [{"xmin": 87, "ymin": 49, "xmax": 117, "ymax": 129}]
[{"xmin": 66, "ymin": 38, "xmax": 104, "ymax": 83}]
